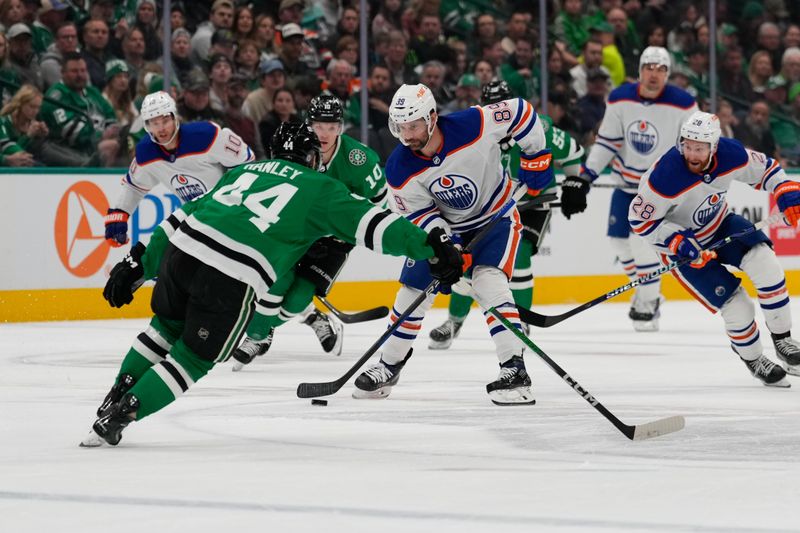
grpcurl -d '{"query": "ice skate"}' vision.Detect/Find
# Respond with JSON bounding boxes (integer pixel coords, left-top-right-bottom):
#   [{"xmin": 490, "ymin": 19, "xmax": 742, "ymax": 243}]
[
  {"xmin": 486, "ymin": 355, "xmax": 536, "ymax": 405},
  {"xmin": 231, "ymin": 329, "xmax": 274, "ymax": 371},
  {"xmin": 304, "ymin": 309, "xmax": 343, "ymax": 355},
  {"xmin": 80, "ymin": 393, "xmax": 140, "ymax": 447},
  {"xmin": 96, "ymin": 373, "xmax": 135, "ymax": 417},
  {"xmin": 772, "ymin": 333, "xmax": 800, "ymax": 376},
  {"xmin": 353, "ymin": 350, "xmax": 412, "ymax": 399},
  {"xmin": 741, "ymin": 355, "xmax": 791, "ymax": 388},
  {"xmin": 629, "ymin": 296, "xmax": 662, "ymax": 332},
  {"xmin": 428, "ymin": 319, "xmax": 463, "ymax": 350}
]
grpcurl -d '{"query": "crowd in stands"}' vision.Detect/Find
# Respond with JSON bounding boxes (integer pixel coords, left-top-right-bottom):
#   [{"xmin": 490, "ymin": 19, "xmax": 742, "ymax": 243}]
[{"xmin": 0, "ymin": 0, "xmax": 799, "ymax": 168}]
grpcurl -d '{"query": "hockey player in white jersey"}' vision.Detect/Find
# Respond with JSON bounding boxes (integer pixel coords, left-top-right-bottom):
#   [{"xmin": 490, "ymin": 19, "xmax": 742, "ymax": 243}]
[
  {"xmin": 352, "ymin": 83, "xmax": 554, "ymax": 404},
  {"xmin": 629, "ymin": 111, "xmax": 800, "ymax": 386},
  {"xmin": 561, "ymin": 47, "xmax": 698, "ymax": 331},
  {"xmin": 103, "ymin": 91, "xmax": 255, "ymax": 247}
]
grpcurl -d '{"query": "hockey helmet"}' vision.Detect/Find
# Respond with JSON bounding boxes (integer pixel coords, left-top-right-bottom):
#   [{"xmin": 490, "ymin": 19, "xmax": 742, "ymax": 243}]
[
  {"xmin": 639, "ymin": 46, "xmax": 671, "ymax": 76},
  {"xmin": 141, "ymin": 91, "xmax": 180, "ymax": 145},
  {"xmin": 388, "ymin": 83, "xmax": 437, "ymax": 145},
  {"xmin": 270, "ymin": 121, "xmax": 321, "ymax": 170},
  {"xmin": 307, "ymin": 94, "xmax": 344, "ymax": 123},
  {"xmin": 481, "ymin": 80, "xmax": 513, "ymax": 106},
  {"xmin": 679, "ymin": 111, "xmax": 721, "ymax": 164}
]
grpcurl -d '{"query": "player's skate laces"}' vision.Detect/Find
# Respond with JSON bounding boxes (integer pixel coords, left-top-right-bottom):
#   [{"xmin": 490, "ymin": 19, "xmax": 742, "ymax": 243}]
[
  {"xmin": 741, "ymin": 355, "xmax": 791, "ymax": 387},
  {"xmin": 772, "ymin": 333, "xmax": 800, "ymax": 375},
  {"xmin": 231, "ymin": 329, "xmax": 274, "ymax": 371},
  {"xmin": 96, "ymin": 373, "xmax": 135, "ymax": 417},
  {"xmin": 486, "ymin": 355, "xmax": 536, "ymax": 405},
  {"xmin": 80, "ymin": 393, "xmax": 140, "ymax": 447},
  {"xmin": 304, "ymin": 310, "xmax": 343, "ymax": 355},
  {"xmin": 428, "ymin": 319, "xmax": 463, "ymax": 350},
  {"xmin": 628, "ymin": 297, "xmax": 662, "ymax": 332},
  {"xmin": 352, "ymin": 350, "xmax": 412, "ymax": 399}
]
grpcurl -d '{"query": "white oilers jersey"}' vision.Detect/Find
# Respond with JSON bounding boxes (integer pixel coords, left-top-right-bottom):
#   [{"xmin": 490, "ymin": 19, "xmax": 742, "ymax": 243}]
[
  {"xmin": 115, "ymin": 121, "xmax": 255, "ymax": 214},
  {"xmin": 385, "ymin": 98, "xmax": 546, "ymax": 233},
  {"xmin": 629, "ymin": 138, "xmax": 791, "ymax": 252},
  {"xmin": 586, "ymin": 83, "xmax": 697, "ymax": 186}
]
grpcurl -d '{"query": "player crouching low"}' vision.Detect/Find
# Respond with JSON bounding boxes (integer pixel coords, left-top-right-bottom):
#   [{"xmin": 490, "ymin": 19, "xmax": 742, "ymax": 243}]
[{"xmin": 629, "ymin": 111, "xmax": 800, "ymax": 386}]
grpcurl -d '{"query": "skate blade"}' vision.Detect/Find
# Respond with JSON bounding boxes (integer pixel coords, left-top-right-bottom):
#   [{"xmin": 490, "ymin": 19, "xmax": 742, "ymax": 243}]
[
  {"xmin": 428, "ymin": 339, "xmax": 452, "ymax": 350},
  {"xmin": 79, "ymin": 429, "xmax": 105, "ymax": 448},
  {"xmin": 352, "ymin": 387, "xmax": 392, "ymax": 399},
  {"xmin": 763, "ymin": 377, "xmax": 791, "ymax": 388},
  {"xmin": 488, "ymin": 386, "xmax": 536, "ymax": 406},
  {"xmin": 231, "ymin": 361, "xmax": 245, "ymax": 372},
  {"xmin": 781, "ymin": 363, "xmax": 800, "ymax": 377}
]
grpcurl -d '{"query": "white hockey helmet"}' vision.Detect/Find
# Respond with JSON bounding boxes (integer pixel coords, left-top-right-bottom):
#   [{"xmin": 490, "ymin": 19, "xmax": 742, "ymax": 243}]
[
  {"xmin": 141, "ymin": 91, "xmax": 180, "ymax": 145},
  {"xmin": 639, "ymin": 46, "xmax": 671, "ymax": 76},
  {"xmin": 388, "ymin": 83, "xmax": 437, "ymax": 145},
  {"xmin": 679, "ymin": 111, "xmax": 721, "ymax": 163}
]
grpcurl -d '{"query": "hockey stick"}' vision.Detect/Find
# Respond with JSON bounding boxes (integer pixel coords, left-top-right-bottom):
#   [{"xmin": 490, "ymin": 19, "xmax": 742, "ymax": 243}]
[
  {"xmin": 316, "ymin": 296, "xmax": 389, "ymax": 324},
  {"xmin": 519, "ymin": 212, "xmax": 786, "ymax": 328},
  {"xmin": 556, "ymin": 180, "xmax": 637, "ymax": 191},
  {"xmin": 489, "ymin": 309, "xmax": 685, "ymax": 440},
  {"xmin": 297, "ymin": 186, "xmax": 528, "ymax": 399}
]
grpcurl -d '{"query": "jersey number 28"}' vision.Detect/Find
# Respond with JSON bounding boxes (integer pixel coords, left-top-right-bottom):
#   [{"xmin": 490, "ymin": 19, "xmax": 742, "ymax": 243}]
[{"xmin": 212, "ymin": 172, "xmax": 298, "ymax": 232}]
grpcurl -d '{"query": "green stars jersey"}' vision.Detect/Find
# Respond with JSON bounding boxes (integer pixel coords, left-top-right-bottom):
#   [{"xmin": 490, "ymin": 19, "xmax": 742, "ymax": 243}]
[
  {"xmin": 0, "ymin": 115, "xmax": 31, "ymax": 164},
  {"xmin": 143, "ymin": 159, "xmax": 434, "ymax": 302},
  {"xmin": 321, "ymin": 133, "xmax": 387, "ymax": 204},
  {"xmin": 41, "ymin": 83, "xmax": 117, "ymax": 155}
]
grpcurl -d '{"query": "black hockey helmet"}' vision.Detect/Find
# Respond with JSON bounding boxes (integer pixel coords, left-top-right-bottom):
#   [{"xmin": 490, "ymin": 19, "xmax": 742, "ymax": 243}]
[
  {"xmin": 270, "ymin": 121, "xmax": 321, "ymax": 169},
  {"xmin": 307, "ymin": 93, "xmax": 344, "ymax": 123},
  {"xmin": 481, "ymin": 80, "xmax": 513, "ymax": 105}
]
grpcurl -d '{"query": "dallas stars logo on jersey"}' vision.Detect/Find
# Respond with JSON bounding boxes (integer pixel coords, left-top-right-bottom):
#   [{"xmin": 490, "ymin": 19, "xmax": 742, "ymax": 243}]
[{"xmin": 348, "ymin": 148, "xmax": 367, "ymax": 166}]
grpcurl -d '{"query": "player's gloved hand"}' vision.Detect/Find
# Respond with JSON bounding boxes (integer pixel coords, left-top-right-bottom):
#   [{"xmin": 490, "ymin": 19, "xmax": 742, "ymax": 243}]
[
  {"xmin": 426, "ymin": 227, "xmax": 464, "ymax": 287},
  {"xmin": 560, "ymin": 175, "xmax": 591, "ymax": 220},
  {"xmin": 103, "ymin": 242, "xmax": 146, "ymax": 308},
  {"xmin": 519, "ymin": 149, "xmax": 554, "ymax": 196},
  {"xmin": 668, "ymin": 229, "xmax": 717, "ymax": 269},
  {"xmin": 775, "ymin": 181, "xmax": 800, "ymax": 227},
  {"xmin": 104, "ymin": 208, "xmax": 130, "ymax": 247}
]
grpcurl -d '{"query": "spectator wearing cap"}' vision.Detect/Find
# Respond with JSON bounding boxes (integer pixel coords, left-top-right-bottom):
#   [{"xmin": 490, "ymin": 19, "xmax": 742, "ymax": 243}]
[
  {"xmin": 763, "ymin": 74, "xmax": 788, "ymax": 108},
  {"xmin": 569, "ymin": 38, "xmax": 610, "ymax": 99},
  {"xmin": 40, "ymin": 21, "xmax": 77, "ymax": 89},
  {"xmin": 169, "ymin": 28, "xmax": 196, "ymax": 88},
  {"xmin": 576, "ymin": 67, "xmax": 609, "ymax": 139},
  {"xmin": 257, "ymin": 87, "xmax": 298, "ymax": 154},
  {"xmin": 207, "ymin": 29, "xmax": 236, "ymax": 65},
  {"xmin": 7, "ymin": 23, "xmax": 42, "ymax": 90},
  {"xmin": 80, "ymin": 19, "xmax": 112, "ymax": 91},
  {"xmin": 439, "ymin": 73, "xmax": 480, "ymax": 115},
  {"xmin": 553, "ymin": 0, "xmax": 590, "ymax": 57},
  {"xmin": 718, "ymin": 23, "xmax": 739, "ymax": 55},
  {"xmin": 277, "ymin": 23, "xmax": 313, "ymax": 85},
  {"xmin": 191, "ymin": 0, "xmax": 234, "ymax": 64},
  {"xmin": 31, "ymin": 0, "xmax": 69, "ymax": 55},
  {"xmin": 225, "ymin": 72, "xmax": 264, "ymax": 159},
  {"xmin": 178, "ymin": 68, "xmax": 226, "ymax": 125},
  {"xmin": 733, "ymin": 98, "xmax": 777, "ymax": 158},
  {"xmin": 242, "ymin": 58, "xmax": 285, "ymax": 124},
  {"xmin": 170, "ymin": 2, "xmax": 187, "ymax": 31},
  {"xmin": 208, "ymin": 53, "xmax": 233, "ymax": 113},
  {"xmin": 588, "ymin": 20, "xmax": 625, "ymax": 87},
  {"xmin": 102, "ymin": 60, "xmax": 137, "ymax": 128},
  {"xmin": 275, "ymin": 0, "xmax": 322, "ymax": 71}
]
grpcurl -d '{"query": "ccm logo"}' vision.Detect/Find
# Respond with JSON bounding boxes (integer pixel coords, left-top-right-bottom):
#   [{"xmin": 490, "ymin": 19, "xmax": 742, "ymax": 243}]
[{"xmin": 520, "ymin": 153, "xmax": 552, "ymax": 171}]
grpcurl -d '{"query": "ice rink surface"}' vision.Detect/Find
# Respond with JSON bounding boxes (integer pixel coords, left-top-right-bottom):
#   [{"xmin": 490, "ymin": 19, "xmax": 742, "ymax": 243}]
[{"xmin": 2, "ymin": 300, "xmax": 800, "ymax": 533}]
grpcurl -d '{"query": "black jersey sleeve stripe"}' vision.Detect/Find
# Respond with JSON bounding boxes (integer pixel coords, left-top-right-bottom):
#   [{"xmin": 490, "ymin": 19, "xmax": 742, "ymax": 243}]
[
  {"xmin": 363, "ymin": 210, "xmax": 392, "ymax": 250},
  {"xmin": 369, "ymin": 188, "xmax": 388, "ymax": 205}
]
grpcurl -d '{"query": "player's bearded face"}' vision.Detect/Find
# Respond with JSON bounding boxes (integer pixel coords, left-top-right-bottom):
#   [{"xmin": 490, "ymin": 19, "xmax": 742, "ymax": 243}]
[
  {"xmin": 682, "ymin": 139, "xmax": 711, "ymax": 173},
  {"xmin": 311, "ymin": 122, "xmax": 341, "ymax": 153},
  {"xmin": 148, "ymin": 114, "xmax": 176, "ymax": 143},
  {"xmin": 397, "ymin": 118, "xmax": 429, "ymax": 150}
]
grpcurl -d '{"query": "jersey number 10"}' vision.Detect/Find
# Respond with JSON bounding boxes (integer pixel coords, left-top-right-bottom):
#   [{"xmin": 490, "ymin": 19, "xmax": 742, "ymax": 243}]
[{"xmin": 212, "ymin": 172, "xmax": 298, "ymax": 232}]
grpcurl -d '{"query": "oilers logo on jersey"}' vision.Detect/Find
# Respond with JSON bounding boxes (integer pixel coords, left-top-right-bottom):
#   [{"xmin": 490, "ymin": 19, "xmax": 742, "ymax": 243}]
[
  {"xmin": 626, "ymin": 120, "xmax": 659, "ymax": 155},
  {"xmin": 692, "ymin": 192, "xmax": 725, "ymax": 227},
  {"xmin": 171, "ymin": 173, "xmax": 207, "ymax": 202},
  {"xmin": 428, "ymin": 175, "xmax": 478, "ymax": 210}
]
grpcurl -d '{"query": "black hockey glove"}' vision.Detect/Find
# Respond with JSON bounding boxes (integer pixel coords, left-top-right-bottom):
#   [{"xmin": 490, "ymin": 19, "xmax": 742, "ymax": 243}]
[
  {"xmin": 560, "ymin": 175, "xmax": 591, "ymax": 220},
  {"xmin": 426, "ymin": 228, "xmax": 463, "ymax": 287},
  {"xmin": 103, "ymin": 242, "xmax": 146, "ymax": 308}
]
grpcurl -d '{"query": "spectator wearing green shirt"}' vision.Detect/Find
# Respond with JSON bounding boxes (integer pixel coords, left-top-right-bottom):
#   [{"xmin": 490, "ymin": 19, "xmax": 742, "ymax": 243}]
[
  {"xmin": 0, "ymin": 84, "xmax": 47, "ymax": 166},
  {"xmin": 553, "ymin": 0, "xmax": 591, "ymax": 57},
  {"xmin": 500, "ymin": 35, "xmax": 537, "ymax": 101}
]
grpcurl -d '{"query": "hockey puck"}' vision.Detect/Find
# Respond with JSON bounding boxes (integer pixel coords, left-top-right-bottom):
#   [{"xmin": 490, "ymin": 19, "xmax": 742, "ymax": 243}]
[{"xmin": 311, "ymin": 399, "xmax": 328, "ymax": 406}]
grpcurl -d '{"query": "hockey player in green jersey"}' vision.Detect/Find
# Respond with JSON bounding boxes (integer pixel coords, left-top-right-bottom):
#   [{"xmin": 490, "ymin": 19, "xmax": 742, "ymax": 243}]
[
  {"xmin": 40, "ymin": 52, "xmax": 120, "ymax": 166},
  {"xmin": 81, "ymin": 122, "xmax": 463, "ymax": 447},
  {"xmin": 429, "ymin": 81, "xmax": 585, "ymax": 349},
  {"xmin": 231, "ymin": 94, "xmax": 388, "ymax": 368}
]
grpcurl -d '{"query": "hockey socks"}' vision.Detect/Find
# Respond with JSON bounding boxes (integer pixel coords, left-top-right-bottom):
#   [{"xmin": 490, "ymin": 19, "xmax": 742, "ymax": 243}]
[
  {"xmin": 115, "ymin": 318, "xmax": 178, "ymax": 382},
  {"xmin": 510, "ymin": 238, "xmax": 534, "ymax": 310}
]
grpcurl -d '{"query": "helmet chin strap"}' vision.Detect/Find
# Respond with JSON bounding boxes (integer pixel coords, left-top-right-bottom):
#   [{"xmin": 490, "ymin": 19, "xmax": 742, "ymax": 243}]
[
  {"xmin": 148, "ymin": 115, "xmax": 180, "ymax": 147},
  {"xmin": 417, "ymin": 113, "xmax": 438, "ymax": 151}
]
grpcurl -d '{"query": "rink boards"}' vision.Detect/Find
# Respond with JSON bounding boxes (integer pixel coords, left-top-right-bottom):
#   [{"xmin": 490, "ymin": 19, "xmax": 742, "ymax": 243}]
[{"xmin": 3, "ymin": 168, "xmax": 800, "ymax": 322}]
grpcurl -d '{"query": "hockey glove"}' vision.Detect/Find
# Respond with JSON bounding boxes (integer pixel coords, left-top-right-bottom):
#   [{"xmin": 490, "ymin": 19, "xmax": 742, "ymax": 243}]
[
  {"xmin": 103, "ymin": 242, "xmax": 146, "ymax": 308},
  {"xmin": 775, "ymin": 181, "xmax": 800, "ymax": 227},
  {"xmin": 104, "ymin": 209, "xmax": 130, "ymax": 247},
  {"xmin": 560, "ymin": 175, "xmax": 591, "ymax": 219},
  {"xmin": 426, "ymin": 227, "xmax": 464, "ymax": 287},
  {"xmin": 668, "ymin": 229, "xmax": 717, "ymax": 269},
  {"xmin": 519, "ymin": 149, "xmax": 554, "ymax": 196}
]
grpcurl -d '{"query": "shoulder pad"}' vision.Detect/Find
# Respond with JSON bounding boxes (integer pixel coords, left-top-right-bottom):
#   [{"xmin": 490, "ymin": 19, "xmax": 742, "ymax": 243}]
[{"xmin": 607, "ymin": 83, "xmax": 639, "ymax": 104}]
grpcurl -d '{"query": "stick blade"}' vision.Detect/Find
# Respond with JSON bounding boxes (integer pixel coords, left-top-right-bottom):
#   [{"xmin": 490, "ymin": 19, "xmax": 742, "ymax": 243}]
[
  {"xmin": 297, "ymin": 380, "xmax": 342, "ymax": 399},
  {"xmin": 631, "ymin": 415, "xmax": 685, "ymax": 441},
  {"xmin": 336, "ymin": 306, "xmax": 390, "ymax": 324}
]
